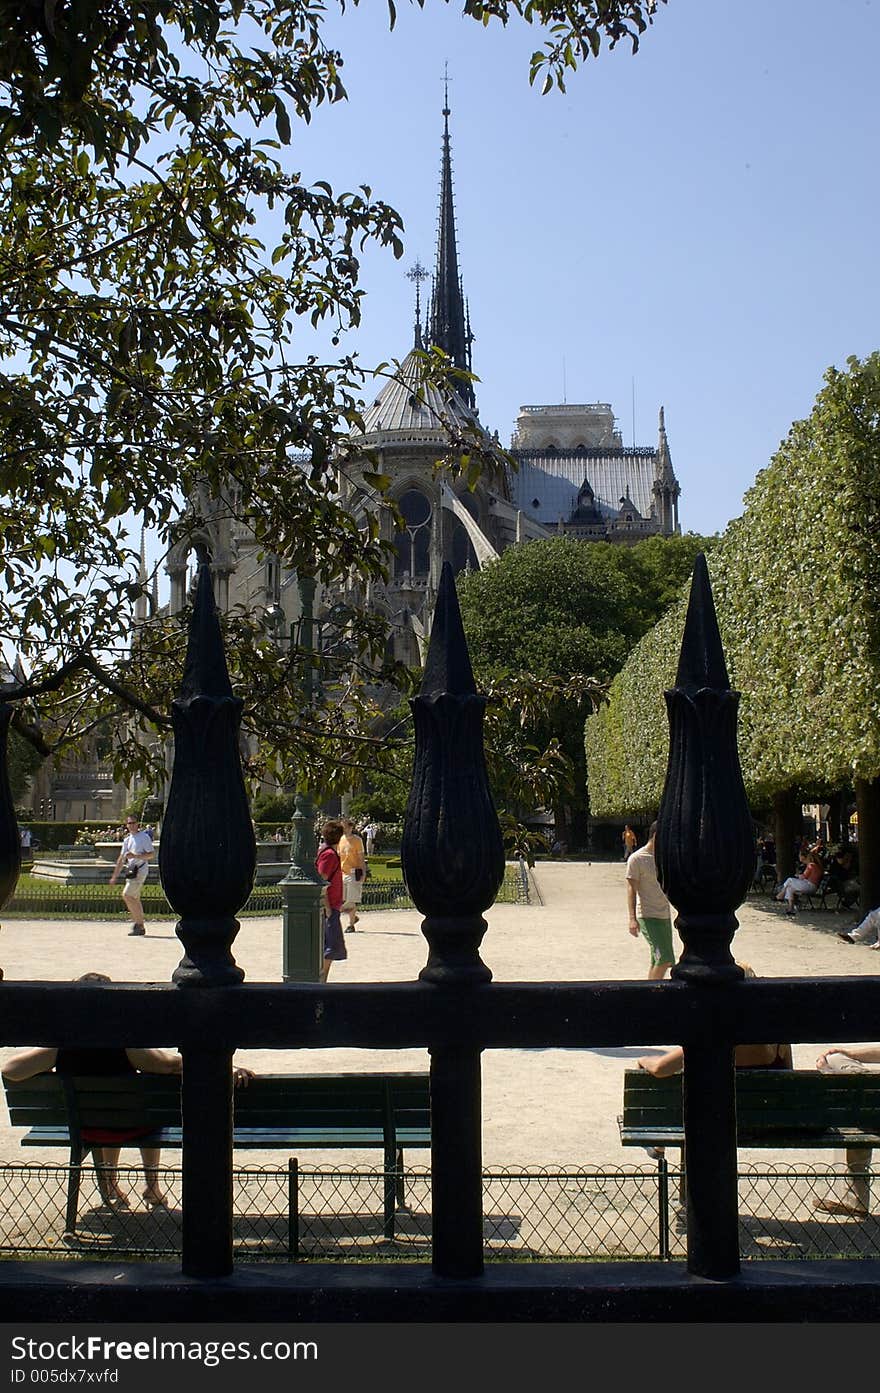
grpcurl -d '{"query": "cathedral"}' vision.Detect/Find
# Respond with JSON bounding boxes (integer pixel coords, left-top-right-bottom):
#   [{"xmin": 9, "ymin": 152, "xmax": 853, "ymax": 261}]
[
  {"xmin": 36, "ymin": 102, "xmax": 683, "ymax": 819},
  {"xmin": 157, "ymin": 101, "xmax": 683, "ymax": 659}
]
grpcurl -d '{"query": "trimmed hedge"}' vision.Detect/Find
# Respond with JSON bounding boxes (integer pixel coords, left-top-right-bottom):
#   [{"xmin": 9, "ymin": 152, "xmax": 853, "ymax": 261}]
[
  {"xmin": 3, "ymin": 864, "xmax": 528, "ymax": 918},
  {"xmin": 585, "ymin": 353, "xmax": 880, "ymax": 816}
]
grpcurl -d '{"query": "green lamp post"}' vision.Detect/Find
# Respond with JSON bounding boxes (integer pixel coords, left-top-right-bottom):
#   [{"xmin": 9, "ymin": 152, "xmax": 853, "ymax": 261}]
[{"xmin": 280, "ymin": 572, "xmax": 324, "ymax": 982}]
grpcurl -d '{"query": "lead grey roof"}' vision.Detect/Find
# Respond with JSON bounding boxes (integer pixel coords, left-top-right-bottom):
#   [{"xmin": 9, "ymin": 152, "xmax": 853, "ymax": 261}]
[
  {"xmin": 510, "ymin": 449, "xmax": 659, "ymax": 525},
  {"xmin": 359, "ymin": 348, "xmax": 480, "ymax": 440}
]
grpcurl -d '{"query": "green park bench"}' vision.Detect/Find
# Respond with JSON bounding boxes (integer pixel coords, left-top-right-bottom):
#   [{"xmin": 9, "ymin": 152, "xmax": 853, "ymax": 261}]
[
  {"xmin": 619, "ymin": 1068, "xmax": 880, "ymax": 1256},
  {"xmin": 3, "ymin": 1071, "xmax": 431, "ymax": 1246}
]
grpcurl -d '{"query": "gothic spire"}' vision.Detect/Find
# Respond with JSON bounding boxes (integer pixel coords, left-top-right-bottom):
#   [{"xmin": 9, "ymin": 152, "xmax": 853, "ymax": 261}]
[
  {"xmin": 657, "ymin": 405, "xmax": 676, "ymax": 484},
  {"xmin": 135, "ymin": 527, "xmax": 149, "ymax": 624},
  {"xmin": 428, "ymin": 84, "xmax": 475, "ymax": 409}
]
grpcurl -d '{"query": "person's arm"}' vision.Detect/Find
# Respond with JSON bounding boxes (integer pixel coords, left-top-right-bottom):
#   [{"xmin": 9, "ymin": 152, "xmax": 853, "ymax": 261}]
[
  {"xmin": 817, "ymin": 1043, "xmax": 880, "ymax": 1069},
  {"xmin": 125, "ymin": 1048, "xmax": 182, "ymax": 1075},
  {"xmin": 126, "ymin": 1049, "xmax": 255, "ymax": 1087},
  {"xmin": 2, "ymin": 1047, "xmax": 59, "ymax": 1081},
  {"xmin": 637, "ymin": 1047, "xmax": 684, "ymax": 1078},
  {"xmin": 626, "ymin": 878, "xmax": 640, "ymax": 936}
]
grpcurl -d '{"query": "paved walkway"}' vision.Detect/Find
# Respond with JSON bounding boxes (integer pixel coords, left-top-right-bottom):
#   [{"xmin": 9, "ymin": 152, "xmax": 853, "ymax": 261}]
[{"xmin": 0, "ymin": 860, "xmax": 874, "ymax": 1173}]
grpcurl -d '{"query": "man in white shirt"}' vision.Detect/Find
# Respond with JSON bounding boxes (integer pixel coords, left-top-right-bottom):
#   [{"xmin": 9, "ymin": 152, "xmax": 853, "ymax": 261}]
[
  {"xmin": 625, "ymin": 820, "xmax": 675, "ymax": 980},
  {"xmin": 110, "ymin": 815, "xmax": 154, "ymax": 937}
]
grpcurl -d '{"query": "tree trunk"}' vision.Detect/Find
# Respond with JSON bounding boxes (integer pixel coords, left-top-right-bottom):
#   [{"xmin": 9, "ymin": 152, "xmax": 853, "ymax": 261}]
[
  {"xmin": 773, "ymin": 789, "xmax": 800, "ymax": 883},
  {"xmin": 855, "ymin": 776, "xmax": 880, "ymax": 917}
]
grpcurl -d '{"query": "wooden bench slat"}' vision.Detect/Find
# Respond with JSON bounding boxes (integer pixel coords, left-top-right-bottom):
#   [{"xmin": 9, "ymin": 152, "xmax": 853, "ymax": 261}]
[
  {"xmin": 4, "ymin": 1072, "xmax": 431, "ymax": 1153},
  {"xmin": 619, "ymin": 1069, "xmax": 880, "ymax": 1151}
]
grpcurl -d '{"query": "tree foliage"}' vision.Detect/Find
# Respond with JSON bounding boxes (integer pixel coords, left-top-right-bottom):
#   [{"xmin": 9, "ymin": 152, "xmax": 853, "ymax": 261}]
[
  {"xmin": 0, "ymin": 0, "xmax": 665, "ymax": 790},
  {"xmin": 586, "ymin": 353, "xmax": 880, "ymax": 817},
  {"xmin": 458, "ymin": 533, "xmax": 714, "ymax": 827}
]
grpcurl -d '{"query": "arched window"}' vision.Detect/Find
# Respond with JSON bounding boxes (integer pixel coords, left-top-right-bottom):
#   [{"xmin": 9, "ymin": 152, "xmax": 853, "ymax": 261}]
[{"xmin": 394, "ymin": 488, "xmax": 432, "ymax": 578}]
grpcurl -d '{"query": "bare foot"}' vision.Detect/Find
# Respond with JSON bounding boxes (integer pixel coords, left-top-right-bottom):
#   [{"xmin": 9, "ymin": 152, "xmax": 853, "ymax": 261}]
[{"xmin": 143, "ymin": 1189, "xmax": 167, "ymax": 1208}]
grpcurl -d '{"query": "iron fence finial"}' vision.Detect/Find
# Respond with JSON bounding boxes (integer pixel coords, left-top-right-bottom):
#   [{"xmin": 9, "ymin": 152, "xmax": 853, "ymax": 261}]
[
  {"xmin": 656, "ymin": 553, "xmax": 753, "ymax": 982},
  {"xmin": 160, "ymin": 562, "xmax": 255, "ymax": 986}
]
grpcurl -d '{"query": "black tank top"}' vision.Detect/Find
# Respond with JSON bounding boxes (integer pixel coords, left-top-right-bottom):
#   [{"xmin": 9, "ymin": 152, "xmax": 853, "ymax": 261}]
[{"xmin": 56, "ymin": 1048, "xmax": 135, "ymax": 1076}]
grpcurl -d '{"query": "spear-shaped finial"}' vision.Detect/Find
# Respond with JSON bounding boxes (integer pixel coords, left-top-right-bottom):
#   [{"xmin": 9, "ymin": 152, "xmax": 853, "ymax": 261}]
[
  {"xmin": 421, "ymin": 560, "xmax": 476, "ymax": 697},
  {"xmin": 178, "ymin": 561, "xmax": 235, "ymax": 704},
  {"xmin": 674, "ymin": 552, "xmax": 730, "ymax": 692}
]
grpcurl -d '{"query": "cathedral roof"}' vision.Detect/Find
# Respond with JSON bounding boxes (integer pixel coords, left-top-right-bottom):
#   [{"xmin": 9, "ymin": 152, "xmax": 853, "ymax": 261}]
[
  {"xmin": 359, "ymin": 346, "xmax": 480, "ymax": 440},
  {"xmin": 509, "ymin": 448, "xmax": 660, "ymax": 527}
]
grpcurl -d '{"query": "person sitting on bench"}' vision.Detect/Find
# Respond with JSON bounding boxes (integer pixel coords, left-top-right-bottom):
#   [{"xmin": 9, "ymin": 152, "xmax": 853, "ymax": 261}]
[
  {"xmin": 775, "ymin": 849, "xmax": 824, "ymax": 915},
  {"xmin": 635, "ymin": 964, "xmax": 792, "ymax": 1154},
  {"xmin": 837, "ymin": 905, "xmax": 880, "ymax": 949},
  {"xmin": 814, "ymin": 1043, "xmax": 880, "ymax": 1217},
  {"xmin": 1, "ymin": 972, "xmax": 252, "ymax": 1210}
]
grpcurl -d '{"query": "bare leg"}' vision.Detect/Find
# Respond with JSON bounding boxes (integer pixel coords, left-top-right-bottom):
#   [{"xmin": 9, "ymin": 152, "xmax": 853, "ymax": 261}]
[
  {"xmin": 320, "ymin": 958, "xmax": 332, "ymax": 982},
  {"xmin": 140, "ymin": 1146, "xmax": 166, "ymax": 1206},
  {"xmin": 122, "ymin": 888, "xmax": 144, "ymax": 928},
  {"xmin": 93, "ymin": 1146, "xmax": 127, "ymax": 1205},
  {"xmin": 648, "ymin": 961, "xmax": 672, "ymax": 981}
]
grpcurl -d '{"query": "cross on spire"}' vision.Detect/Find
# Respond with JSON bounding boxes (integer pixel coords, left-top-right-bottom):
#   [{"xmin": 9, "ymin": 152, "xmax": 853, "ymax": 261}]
[{"xmin": 406, "ymin": 259, "xmax": 429, "ymax": 349}]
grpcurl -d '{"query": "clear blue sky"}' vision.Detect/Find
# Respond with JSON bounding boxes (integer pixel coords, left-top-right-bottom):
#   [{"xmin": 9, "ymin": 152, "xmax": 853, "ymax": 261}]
[{"xmin": 282, "ymin": 0, "xmax": 880, "ymax": 539}]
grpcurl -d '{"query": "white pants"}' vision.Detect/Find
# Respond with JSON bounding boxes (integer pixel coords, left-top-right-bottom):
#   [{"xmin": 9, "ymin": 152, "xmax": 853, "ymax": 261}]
[
  {"xmin": 777, "ymin": 875, "xmax": 817, "ymax": 907},
  {"xmin": 850, "ymin": 907, "xmax": 880, "ymax": 945}
]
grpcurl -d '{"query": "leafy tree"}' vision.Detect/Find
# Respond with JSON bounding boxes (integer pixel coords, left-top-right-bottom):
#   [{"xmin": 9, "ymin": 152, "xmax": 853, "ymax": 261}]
[
  {"xmin": 585, "ymin": 354, "xmax": 880, "ymax": 906},
  {"xmin": 7, "ymin": 727, "xmax": 43, "ymax": 803},
  {"xmin": 457, "ymin": 533, "xmax": 714, "ymax": 838},
  {"xmin": 0, "ymin": 0, "xmax": 665, "ymax": 792}
]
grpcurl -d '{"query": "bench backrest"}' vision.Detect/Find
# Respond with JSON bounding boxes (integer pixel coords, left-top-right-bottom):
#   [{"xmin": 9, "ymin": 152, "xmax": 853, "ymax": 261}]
[
  {"xmin": 622, "ymin": 1068, "xmax": 880, "ymax": 1136},
  {"xmin": 3, "ymin": 1071, "xmax": 431, "ymax": 1136},
  {"xmin": 4, "ymin": 1073, "xmax": 182, "ymax": 1134}
]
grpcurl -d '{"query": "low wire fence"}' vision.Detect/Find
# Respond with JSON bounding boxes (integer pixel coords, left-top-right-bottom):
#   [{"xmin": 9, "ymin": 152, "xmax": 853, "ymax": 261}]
[
  {"xmin": 3, "ymin": 864, "xmax": 531, "ymax": 919},
  {"xmin": 1, "ymin": 1162, "xmax": 877, "ymax": 1263}
]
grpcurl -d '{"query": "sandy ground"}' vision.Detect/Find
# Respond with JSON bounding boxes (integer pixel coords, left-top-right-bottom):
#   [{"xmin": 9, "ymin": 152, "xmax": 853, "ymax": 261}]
[{"xmin": 0, "ymin": 860, "xmax": 875, "ymax": 1172}]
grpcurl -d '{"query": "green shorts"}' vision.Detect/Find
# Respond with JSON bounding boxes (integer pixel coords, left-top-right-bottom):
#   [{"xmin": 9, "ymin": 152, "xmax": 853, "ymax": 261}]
[{"xmin": 638, "ymin": 916, "xmax": 675, "ymax": 968}]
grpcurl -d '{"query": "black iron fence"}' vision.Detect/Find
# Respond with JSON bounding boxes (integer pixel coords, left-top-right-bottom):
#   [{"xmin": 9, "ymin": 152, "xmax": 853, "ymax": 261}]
[{"xmin": 2, "ymin": 557, "xmax": 880, "ymax": 1322}]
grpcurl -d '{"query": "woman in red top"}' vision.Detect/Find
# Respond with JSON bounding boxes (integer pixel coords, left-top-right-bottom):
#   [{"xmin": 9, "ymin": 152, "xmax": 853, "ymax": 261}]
[
  {"xmin": 316, "ymin": 819, "xmax": 347, "ymax": 981},
  {"xmin": 776, "ymin": 850, "xmax": 824, "ymax": 915}
]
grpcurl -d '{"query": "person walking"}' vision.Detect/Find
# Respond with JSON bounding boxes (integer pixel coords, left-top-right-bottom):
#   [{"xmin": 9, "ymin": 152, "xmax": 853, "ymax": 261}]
[
  {"xmin": 109, "ymin": 815, "xmax": 154, "ymax": 937},
  {"xmin": 622, "ymin": 824, "xmax": 638, "ymax": 860},
  {"xmin": 338, "ymin": 817, "xmax": 366, "ymax": 933},
  {"xmin": 315, "ymin": 819, "xmax": 347, "ymax": 982},
  {"xmin": 625, "ymin": 820, "xmax": 675, "ymax": 980}
]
